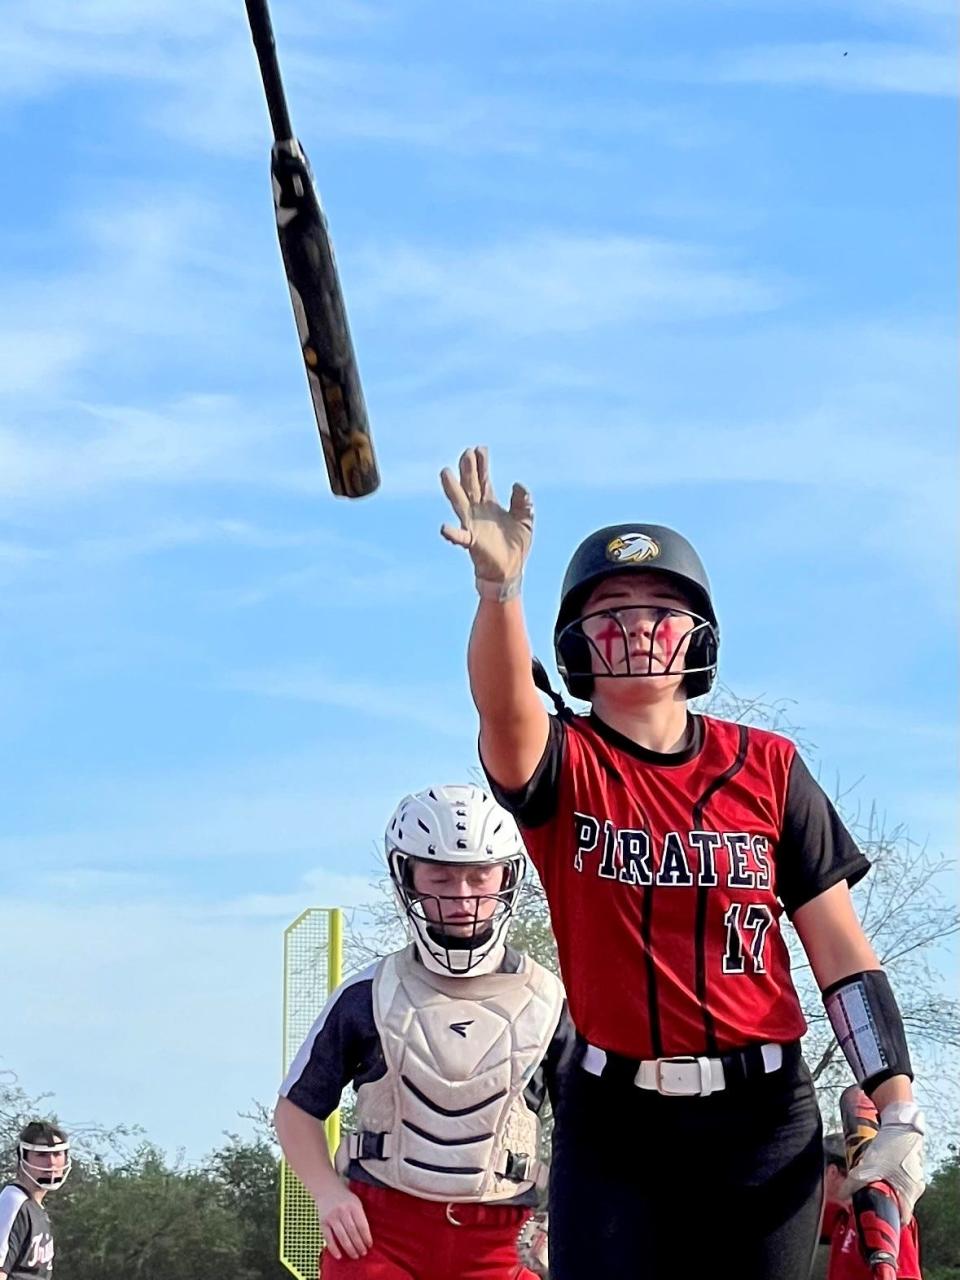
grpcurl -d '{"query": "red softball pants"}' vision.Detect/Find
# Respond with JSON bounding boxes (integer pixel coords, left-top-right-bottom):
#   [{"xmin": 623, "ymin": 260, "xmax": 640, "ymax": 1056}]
[{"xmin": 319, "ymin": 1181, "xmax": 540, "ymax": 1280}]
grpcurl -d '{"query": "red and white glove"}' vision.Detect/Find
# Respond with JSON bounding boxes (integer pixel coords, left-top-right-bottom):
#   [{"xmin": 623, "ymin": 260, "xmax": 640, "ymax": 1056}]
[{"xmin": 842, "ymin": 1101, "xmax": 926, "ymax": 1221}]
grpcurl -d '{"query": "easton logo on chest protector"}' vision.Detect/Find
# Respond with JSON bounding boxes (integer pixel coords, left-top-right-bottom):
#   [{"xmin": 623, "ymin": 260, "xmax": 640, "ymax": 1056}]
[{"xmin": 449, "ymin": 1020, "xmax": 474, "ymax": 1037}]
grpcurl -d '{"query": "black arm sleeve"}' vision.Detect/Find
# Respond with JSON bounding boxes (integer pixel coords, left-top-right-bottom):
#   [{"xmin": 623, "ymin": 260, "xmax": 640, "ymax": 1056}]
[
  {"xmin": 483, "ymin": 715, "xmax": 567, "ymax": 828},
  {"xmin": 775, "ymin": 753, "xmax": 871, "ymax": 917}
]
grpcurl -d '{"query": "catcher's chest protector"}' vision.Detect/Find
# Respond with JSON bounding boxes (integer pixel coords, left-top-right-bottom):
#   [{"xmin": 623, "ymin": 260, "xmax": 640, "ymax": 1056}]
[{"xmin": 350, "ymin": 947, "xmax": 564, "ymax": 1202}]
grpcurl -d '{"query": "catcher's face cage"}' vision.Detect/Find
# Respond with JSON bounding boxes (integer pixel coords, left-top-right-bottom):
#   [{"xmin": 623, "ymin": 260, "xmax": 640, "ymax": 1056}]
[
  {"xmin": 18, "ymin": 1139, "xmax": 72, "ymax": 1190},
  {"xmin": 388, "ymin": 849, "xmax": 525, "ymax": 976},
  {"xmin": 558, "ymin": 604, "xmax": 718, "ymax": 687}
]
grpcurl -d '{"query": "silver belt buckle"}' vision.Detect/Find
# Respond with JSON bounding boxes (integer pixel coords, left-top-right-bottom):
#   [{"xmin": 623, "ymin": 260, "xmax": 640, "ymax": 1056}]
[{"xmin": 656, "ymin": 1056, "xmax": 705, "ymax": 1096}]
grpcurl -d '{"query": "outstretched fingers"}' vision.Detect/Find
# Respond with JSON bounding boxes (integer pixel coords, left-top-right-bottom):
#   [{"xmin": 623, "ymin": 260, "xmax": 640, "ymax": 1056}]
[
  {"xmin": 440, "ymin": 466, "xmax": 472, "ymax": 527},
  {"xmin": 459, "ymin": 446, "xmax": 483, "ymax": 505},
  {"xmin": 474, "ymin": 444, "xmax": 495, "ymax": 503},
  {"xmin": 509, "ymin": 482, "xmax": 534, "ymax": 530}
]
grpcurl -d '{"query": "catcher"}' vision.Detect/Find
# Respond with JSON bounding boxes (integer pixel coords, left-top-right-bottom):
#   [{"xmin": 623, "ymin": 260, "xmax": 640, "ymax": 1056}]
[{"xmin": 275, "ymin": 784, "xmax": 574, "ymax": 1280}]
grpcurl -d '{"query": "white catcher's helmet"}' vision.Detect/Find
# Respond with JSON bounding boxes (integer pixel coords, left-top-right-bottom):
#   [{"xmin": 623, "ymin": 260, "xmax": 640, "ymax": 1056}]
[{"xmin": 385, "ymin": 784, "xmax": 526, "ymax": 977}]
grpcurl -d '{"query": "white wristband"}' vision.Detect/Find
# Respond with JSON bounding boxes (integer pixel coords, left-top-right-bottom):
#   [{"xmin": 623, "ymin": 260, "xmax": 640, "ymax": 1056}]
[
  {"xmin": 880, "ymin": 1102, "xmax": 924, "ymax": 1131},
  {"xmin": 475, "ymin": 575, "xmax": 522, "ymax": 602}
]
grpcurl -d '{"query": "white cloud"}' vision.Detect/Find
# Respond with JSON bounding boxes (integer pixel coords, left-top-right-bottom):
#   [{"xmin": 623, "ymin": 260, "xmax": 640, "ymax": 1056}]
[
  {"xmin": 0, "ymin": 1, "xmax": 699, "ymax": 158},
  {"xmin": 0, "ymin": 730, "xmax": 481, "ymax": 879},
  {"xmin": 712, "ymin": 41, "xmax": 957, "ymax": 97},
  {"xmin": 224, "ymin": 668, "xmax": 469, "ymax": 737},
  {"xmin": 0, "ymin": 396, "xmax": 277, "ymax": 505},
  {"xmin": 217, "ymin": 865, "xmax": 383, "ymax": 920},
  {"xmin": 360, "ymin": 314, "xmax": 954, "ymax": 511},
  {"xmin": 351, "ymin": 233, "xmax": 785, "ymax": 336},
  {"xmin": 0, "ymin": 328, "xmax": 92, "ymax": 397},
  {"xmin": 0, "ymin": 186, "xmax": 279, "ymax": 420}
]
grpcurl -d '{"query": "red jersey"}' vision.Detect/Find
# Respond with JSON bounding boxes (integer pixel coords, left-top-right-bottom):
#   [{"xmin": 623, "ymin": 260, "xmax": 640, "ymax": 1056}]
[
  {"xmin": 487, "ymin": 712, "xmax": 869, "ymax": 1059},
  {"xmin": 821, "ymin": 1200, "xmax": 922, "ymax": 1280}
]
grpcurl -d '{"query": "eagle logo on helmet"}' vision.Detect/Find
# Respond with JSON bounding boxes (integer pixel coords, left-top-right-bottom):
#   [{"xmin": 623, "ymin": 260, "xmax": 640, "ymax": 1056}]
[{"xmin": 605, "ymin": 532, "xmax": 661, "ymax": 564}]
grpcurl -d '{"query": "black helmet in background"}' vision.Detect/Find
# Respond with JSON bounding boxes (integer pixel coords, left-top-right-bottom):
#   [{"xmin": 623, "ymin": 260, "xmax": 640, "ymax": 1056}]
[{"xmin": 554, "ymin": 524, "xmax": 719, "ymax": 700}]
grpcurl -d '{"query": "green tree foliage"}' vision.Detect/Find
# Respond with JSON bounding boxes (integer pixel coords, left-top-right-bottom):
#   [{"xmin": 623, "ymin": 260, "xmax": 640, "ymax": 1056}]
[
  {"xmin": 915, "ymin": 1148, "xmax": 960, "ymax": 1279},
  {"xmin": 52, "ymin": 1144, "xmax": 252, "ymax": 1280}
]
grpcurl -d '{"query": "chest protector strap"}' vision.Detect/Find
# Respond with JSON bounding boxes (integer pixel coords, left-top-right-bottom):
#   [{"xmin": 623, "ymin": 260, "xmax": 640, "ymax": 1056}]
[{"xmin": 339, "ymin": 947, "xmax": 563, "ymax": 1202}]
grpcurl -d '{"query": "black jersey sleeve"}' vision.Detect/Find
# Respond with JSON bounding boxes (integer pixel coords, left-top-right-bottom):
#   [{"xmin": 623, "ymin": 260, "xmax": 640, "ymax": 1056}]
[
  {"xmin": 483, "ymin": 714, "xmax": 567, "ymax": 828},
  {"xmin": 537, "ymin": 1000, "xmax": 579, "ymax": 1110},
  {"xmin": 775, "ymin": 753, "xmax": 871, "ymax": 917},
  {"xmin": 279, "ymin": 971, "xmax": 381, "ymax": 1121}
]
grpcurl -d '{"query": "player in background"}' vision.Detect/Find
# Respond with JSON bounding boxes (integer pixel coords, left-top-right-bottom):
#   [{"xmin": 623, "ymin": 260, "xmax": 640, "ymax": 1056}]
[
  {"xmin": 275, "ymin": 784, "xmax": 574, "ymax": 1280},
  {"xmin": 817, "ymin": 1134, "xmax": 923, "ymax": 1280},
  {"xmin": 0, "ymin": 1122, "xmax": 70, "ymax": 1280},
  {"xmin": 438, "ymin": 446, "xmax": 926, "ymax": 1280}
]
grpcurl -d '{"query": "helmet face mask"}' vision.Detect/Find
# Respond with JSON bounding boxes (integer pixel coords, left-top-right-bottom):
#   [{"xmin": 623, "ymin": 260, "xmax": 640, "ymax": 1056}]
[
  {"xmin": 385, "ymin": 785, "xmax": 526, "ymax": 977},
  {"xmin": 18, "ymin": 1136, "xmax": 71, "ymax": 1191},
  {"xmin": 559, "ymin": 603, "xmax": 717, "ymax": 689},
  {"xmin": 554, "ymin": 525, "xmax": 719, "ymax": 701}
]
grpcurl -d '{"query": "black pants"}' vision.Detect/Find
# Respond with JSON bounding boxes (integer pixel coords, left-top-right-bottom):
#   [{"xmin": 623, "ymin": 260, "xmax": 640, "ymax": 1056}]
[{"xmin": 549, "ymin": 1047, "xmax": 824, "ymax": 1280}]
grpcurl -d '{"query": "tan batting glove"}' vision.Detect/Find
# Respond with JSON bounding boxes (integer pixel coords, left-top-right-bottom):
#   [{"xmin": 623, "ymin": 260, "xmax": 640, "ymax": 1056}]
[
  {"xmin": 842, "ymin": 1102, "xmax": 926, "ymax": 1222},
  {"xmin": 440, "ymin": 445, "xmax": 533, "ymax": 601}
]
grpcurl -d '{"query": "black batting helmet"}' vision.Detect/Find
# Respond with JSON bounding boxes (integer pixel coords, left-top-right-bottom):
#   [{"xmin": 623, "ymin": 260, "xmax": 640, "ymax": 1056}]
[{"xmin": 554, "ymin": 523, "xmax": 719, "ymax": 700}]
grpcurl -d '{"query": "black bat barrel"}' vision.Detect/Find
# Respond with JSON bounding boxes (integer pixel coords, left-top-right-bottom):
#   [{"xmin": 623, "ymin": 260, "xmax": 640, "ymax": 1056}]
[{"xmin": 272, "ymin": 143, "xmax": 380, "ymax": 498}]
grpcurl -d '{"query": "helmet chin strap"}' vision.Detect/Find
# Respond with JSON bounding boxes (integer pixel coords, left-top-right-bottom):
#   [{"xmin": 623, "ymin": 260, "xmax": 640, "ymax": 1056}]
[{"xmin": 425, "ymin": 922, "xmax": 496, "ymax": 952}]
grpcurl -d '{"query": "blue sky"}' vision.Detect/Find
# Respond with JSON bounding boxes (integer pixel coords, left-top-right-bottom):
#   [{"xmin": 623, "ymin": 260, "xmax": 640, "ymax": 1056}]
[{"xmin": 1, "ymin": 0, "xmax": 956, "ymax": 1158}]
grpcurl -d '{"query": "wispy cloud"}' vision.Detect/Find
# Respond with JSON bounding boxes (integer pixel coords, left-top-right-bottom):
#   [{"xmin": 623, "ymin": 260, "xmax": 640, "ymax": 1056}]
[
  {"xmin": 711, "ymin": 41, "xmax": 957, "ymax": 97},
  {"xmin": 0, "ymin": 395, "xmax": 276, "ymax": 506},
  {"xmin": 224, "ymin": 668, "xmax": 469, "ymax": 737},
  {"xmin": 0, "ymin": 734, "xmax": 479, "ymax": 881},
  {"xmin": 0, "ymin": 190, "xmax": 275, "ymax": 393},
  {"xmin": 520, "ymin": 40, "xmax": 956, "ymax": 99},
  {"xmin": 0, "ymin": 2, "xmax": 708, "ymax": 158},
  {"xmin": 351, "ymin": 233, "xmax": 786, "ymax": 336}
]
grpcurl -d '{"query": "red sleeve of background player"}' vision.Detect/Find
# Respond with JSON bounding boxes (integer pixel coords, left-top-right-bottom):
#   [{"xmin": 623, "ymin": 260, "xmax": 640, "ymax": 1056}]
[
  {"xmin": 896, "ymin": 1217, "xmax": 921, "ymax": 1280},
  {"xmin": 825, "ymin": 1209, "xmax": 922, "ymax": 1280}
]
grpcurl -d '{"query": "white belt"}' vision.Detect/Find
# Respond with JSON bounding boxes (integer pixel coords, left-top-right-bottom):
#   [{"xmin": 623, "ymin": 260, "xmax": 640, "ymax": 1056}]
[{"xmin": 581, "ymin": 1042, "xmax": 783, "ymax": 1097}]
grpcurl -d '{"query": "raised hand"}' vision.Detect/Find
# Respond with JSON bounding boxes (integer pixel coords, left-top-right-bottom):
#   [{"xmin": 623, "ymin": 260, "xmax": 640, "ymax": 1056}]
[{"xmin": 440, "ymin": 446, "xmax": 533, "ymax": 598}]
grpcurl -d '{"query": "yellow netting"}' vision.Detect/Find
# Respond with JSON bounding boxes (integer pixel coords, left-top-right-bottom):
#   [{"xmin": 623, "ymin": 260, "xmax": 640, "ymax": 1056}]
[{"xmin": 280, "ymin": 907, "xmax": 343, "ymax": 1280}]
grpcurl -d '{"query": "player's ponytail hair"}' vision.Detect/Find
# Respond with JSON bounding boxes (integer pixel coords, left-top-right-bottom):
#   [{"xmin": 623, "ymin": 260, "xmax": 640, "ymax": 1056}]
[{"xmin": 532, "ymin": 658, "xmax": 575, "ymax": 721}]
